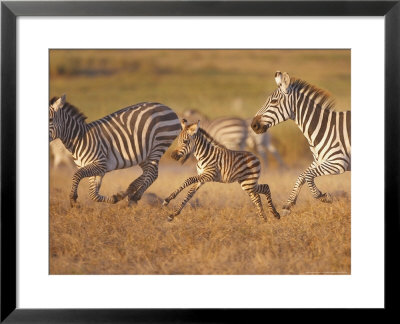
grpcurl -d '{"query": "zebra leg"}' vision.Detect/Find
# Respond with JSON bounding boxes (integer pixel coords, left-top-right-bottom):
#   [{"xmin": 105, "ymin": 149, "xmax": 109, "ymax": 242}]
[
  {"xmin": 128, "ymin": 161, "xmax": 159, "ymax": 204},
  {"xmin": 88, "ymin": 175, "xmax": 117, "ymax": 204},
  {"xmin": 239, "ymin": 180, "xmax": 267, "ymax": 221},
  {"xmin": 246, "ymin": 190, "xmax": 267, "ymax": 222},
  {"xmin": 168, "ymin": 182, "xmax": 203, "ymax": 222},
  {"xmin": 304, "ymin": 163, "xmax": 342, "ymax": 203},
  {"xmin": 69, "ymin": 162, "xmax": 107, "ymax": 206},
  {"xmin": 112, "ymin": 174, "xmax": 145, "ymax": 204},
  {"xmin": 112, "ymin": 161, "xmax": 158, "ymax": 205},
  {"xmin": 163, "ymin": 175, "xmax": 202, "ymax": 206},
  {"xmin": 256, "ymin": 184, "xmax": 280, "ymax": 219},
  {"xmin": 282, "ymin": 163, "xmax": 317, "ymax": 214}
]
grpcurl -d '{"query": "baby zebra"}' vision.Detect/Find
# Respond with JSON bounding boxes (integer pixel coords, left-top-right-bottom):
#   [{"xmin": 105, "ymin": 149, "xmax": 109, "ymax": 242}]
[{"xmin": 163, "ymin": 119, "xmax": 280, "ymax": 222}]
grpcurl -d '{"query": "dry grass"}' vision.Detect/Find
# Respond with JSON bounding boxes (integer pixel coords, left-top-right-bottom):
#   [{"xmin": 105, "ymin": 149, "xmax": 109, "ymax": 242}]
[
  {"xmin": 49, "ymin": 49, "xmax": 351, "ymax": 275},
  {"xmin": 50, "ymin": 163, "xmax": 350, "ymax": 275}
]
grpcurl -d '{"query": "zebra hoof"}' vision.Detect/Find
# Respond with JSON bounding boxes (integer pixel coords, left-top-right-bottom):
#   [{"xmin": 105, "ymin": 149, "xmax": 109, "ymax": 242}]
[
  {"xmin": 162, "ymin": 199, "xmax": 169, "ymax": 206},
  {"xmin": 128, "ymin": 199, "xmax": 138, "ymax": 207},
  {"xmin": 281, "ymin": 208, "xmax": 291, "ymax": 216},
  {"xmin": 274, "ymin": 212, "xmax": 281, "ymax": 220},
  {"xmin": 69, "ymin": 198, "xmax": 78, "ymax": 208},
  {"xmin": 113, "ymin": 191, "xmax": 125, "ymax": 203},
  {"xmin": 167, "ymin": 215, "xmax": 174, "ymax": 222},
  {"xmin": 318, "ymin": 193, "xmax": 333, "ymax": 203},
  {"xmin": 127, "ymin": 194, "xmax": 140, "ymax": 205}
]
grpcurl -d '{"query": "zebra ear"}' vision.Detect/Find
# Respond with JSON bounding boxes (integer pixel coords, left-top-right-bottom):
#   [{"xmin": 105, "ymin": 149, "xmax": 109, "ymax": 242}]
[
  {"xmin": 281, "ymin": 72, "xmax": 291, "ymax": 91},
  {"xmin": 53, "ymin": 94, "xmax": 66, "ymax": 112},
  {"xmin": 275, "ymin": 71, "xmax": 291, "ymax": 93},
  {"xmin": 274, "ymin": 71, "xmax": 283, "ymax": 86},
  {"xmin": 181, "ymin": 118, "xmax": 188, "ymax": 129}
]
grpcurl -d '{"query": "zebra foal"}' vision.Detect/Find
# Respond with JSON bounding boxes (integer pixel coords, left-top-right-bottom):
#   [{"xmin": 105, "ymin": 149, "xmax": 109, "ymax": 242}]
[
  {"xmin": 163, "ymin": 119, "xmax": 280, "ymax": 222},
  {"xmin": 49, "ymin": 95, "xmax": 181, "ymax": 206},
  {"xmin": 251, "ymin": 71, "xmax": 351, "ymax": 215}
]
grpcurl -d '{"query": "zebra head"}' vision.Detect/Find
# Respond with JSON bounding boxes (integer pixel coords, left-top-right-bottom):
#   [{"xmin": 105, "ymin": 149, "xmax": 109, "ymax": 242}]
[
  {"xmin": 251, "ymin": 71, "xmax": 294, "ymax": 134},
  {"xmin": 171, "ymin": 119, "xmax": 200, "ymax": 164},
  {"xmin": 49, "ymin": 94, "xmax": 66, "ymax": 142}
]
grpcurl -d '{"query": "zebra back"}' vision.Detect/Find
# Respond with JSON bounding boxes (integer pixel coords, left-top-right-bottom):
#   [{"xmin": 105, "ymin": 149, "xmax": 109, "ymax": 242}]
[{"xmin": 50, "ymin": 98, "xmax": 181, "ymax": 171}]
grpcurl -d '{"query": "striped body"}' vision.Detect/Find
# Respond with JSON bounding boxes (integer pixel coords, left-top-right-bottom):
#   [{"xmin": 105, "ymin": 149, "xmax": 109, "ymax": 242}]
[
  {"xmin": 251, "ymin": 71, "xmax": 351, "ymax": 213},
  {"xmin": 49, "ymin": 96, "xmax": 180, "ymax": 205},
  {"xmin": 163, "ymin": 119, "xmax": 280, "ymax": 222},
  {"xmin": 183, "ymin": 110, "xmax": 286, "ymax": 168}
]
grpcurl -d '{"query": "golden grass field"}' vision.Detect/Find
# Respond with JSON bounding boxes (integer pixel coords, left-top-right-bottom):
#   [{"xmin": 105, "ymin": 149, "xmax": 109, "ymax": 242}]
[
  {"xmin": 49, "ymin": 50, "xmax": 351, "ymax": 274},
  {"xmin": 50, "ymin": 164, "xmax": 351, "ymax": 275}
]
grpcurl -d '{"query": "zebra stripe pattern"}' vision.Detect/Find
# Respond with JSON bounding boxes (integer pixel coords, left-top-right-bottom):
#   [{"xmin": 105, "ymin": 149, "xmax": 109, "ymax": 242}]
[
  {"xmin": 251, "ymin": 71, "xmax": 351, "ymax": 214},
  {"xmin": 49, "ymin": 95, "xmax": 181, "ymax": 206},
  {"xmin": 162, "ymin": 119, "xmax": 280, "ymax": 222}
]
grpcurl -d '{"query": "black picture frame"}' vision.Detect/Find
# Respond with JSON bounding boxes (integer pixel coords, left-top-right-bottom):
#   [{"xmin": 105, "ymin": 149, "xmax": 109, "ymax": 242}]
[{"xmin": 1, "ymin": 0, "xmax": 399, "ymax": 322}]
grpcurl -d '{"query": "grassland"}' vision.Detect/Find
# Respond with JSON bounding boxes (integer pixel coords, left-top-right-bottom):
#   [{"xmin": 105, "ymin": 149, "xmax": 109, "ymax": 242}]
[
  {"xmin": 50, "ymin": 165, "xmax": 350, "ymax": 275},
  {"xmin": 49, "ymin": 50, "xmax": 351, "ymax": 274}
]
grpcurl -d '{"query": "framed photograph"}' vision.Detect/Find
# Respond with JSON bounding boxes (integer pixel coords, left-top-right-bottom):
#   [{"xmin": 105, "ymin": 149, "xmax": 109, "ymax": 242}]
[{"xmin": 1, "ymin": 0, "xmax": 399, "ymax": 322}]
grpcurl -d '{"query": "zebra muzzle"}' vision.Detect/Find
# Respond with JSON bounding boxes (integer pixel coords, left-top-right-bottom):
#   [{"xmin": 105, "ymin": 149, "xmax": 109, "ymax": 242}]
[{"xmin": 251, "ymin": 116, "xmax": 269, "ymax": 134}]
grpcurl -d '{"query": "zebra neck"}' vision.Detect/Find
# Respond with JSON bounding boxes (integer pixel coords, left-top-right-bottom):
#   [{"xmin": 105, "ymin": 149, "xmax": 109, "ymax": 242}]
[
  {"xmin": 292, "ymin": 95, "xmax": 335, "ymax": 147},
  {"xmin": 193, "ymin": 131, "xmax": 216, "ymax": 161},
  {"xmin": 59, "ymin": 123, "xmax": 89, "ymax": 155}
]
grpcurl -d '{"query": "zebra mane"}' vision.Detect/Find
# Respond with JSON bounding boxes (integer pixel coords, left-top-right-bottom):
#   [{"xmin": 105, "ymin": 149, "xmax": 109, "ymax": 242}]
[
  {"xmin": 290, "ymin": 78, "xmax": 336, "ymax": 111},
  {"xmin": 50, "ymin": 97, "xmax": 87, "ymax": 122},
  {"xmin": 198, "ymin": 128, "xmax": 227, "ymax": 149}
]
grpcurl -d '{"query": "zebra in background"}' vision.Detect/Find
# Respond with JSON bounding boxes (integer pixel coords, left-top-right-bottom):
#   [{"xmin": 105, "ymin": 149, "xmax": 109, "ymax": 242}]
[
  {"xmin": 163, "ymin": 119, "xmax": 280, "ymax": 222},
  {"xmin": 50, "ymin": 138, "xmax": 75, "ymax": 169},
  {"xmin": 49, "ymin": 95, "xmax": 181, "ymax": 206},
  {"xmin": 183, "ymin": 109, "xmax": 286, "ymax": 169},
  {"xmin": 251, "ymin": 71, "xmax": 351, "ymax": 215},
  {"xmin": 183, "ymin": 109, "xmax": 248, "ymax": 151},
  {"xmin": 245, "ymin": 118, "xmax": 287, "ymax": 169}
]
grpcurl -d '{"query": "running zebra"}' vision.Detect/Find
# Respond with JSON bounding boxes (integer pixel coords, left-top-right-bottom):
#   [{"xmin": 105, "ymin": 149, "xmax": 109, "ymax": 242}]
[
  {"xmin": 251, "ymin": 71, "xmax": 351, "ymax": 215},
  {"xmin": 49, "ymin": 95, "xmax": 181, "ymax": 206},
  {"xmin": 163, "ymin": 119, "xmax": 280, "ymax": 222}
]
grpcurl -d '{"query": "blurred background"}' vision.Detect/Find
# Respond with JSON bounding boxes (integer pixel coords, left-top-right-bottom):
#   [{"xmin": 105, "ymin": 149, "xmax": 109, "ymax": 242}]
[{"xmin": 50, "ymin": 49, "xmax": 350, "ymax": 168}]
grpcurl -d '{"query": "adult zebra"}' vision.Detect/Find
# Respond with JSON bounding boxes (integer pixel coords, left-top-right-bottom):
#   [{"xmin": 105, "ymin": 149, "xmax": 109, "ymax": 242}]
[
  {"xmin": 251, "ymin": 71, "xmax": 351, "ymax": 215},
  {"xmin": 49, "ymin": 95, "xmax": 181, "ymax": 206},
  {"xmin": 163, "ymin": 119, "xmax": 280, "ymax": 222},
  {"xmin": 183, "ymin": 110, "xmax": 286, "ymax": 168}
]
